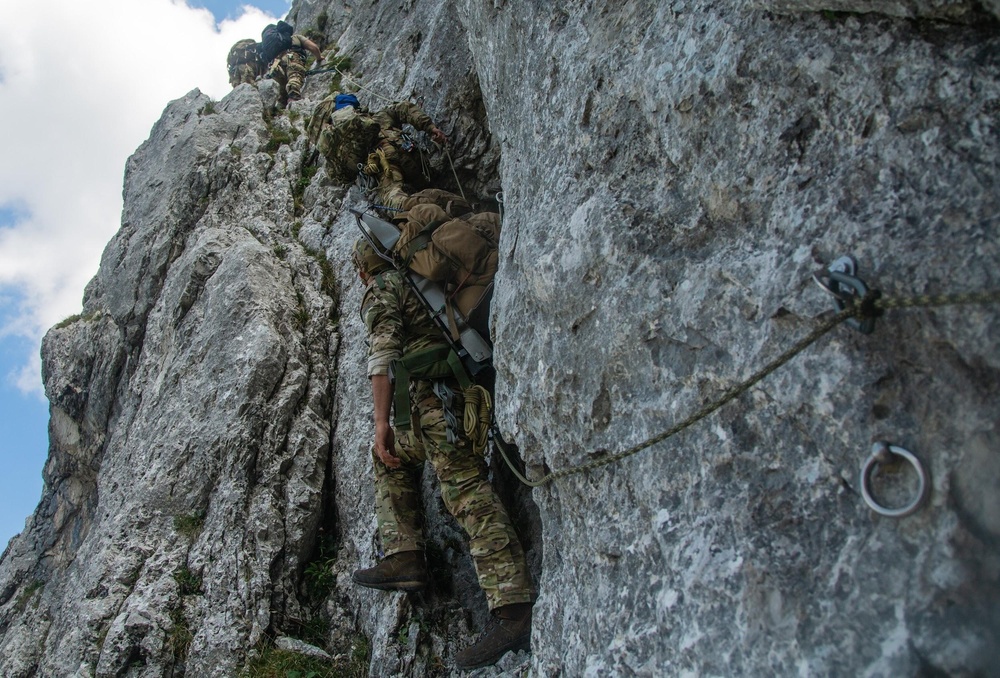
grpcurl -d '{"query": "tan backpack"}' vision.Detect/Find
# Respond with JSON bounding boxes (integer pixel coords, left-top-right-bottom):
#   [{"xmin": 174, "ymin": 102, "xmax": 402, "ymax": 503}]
[
  {"xmin": 227, "ymin": 39, "xmax": 261, "ymax": 70},
  {"xmin": 400, "ymin": 188, "xmax": 475, "ymax": 219},
  {"xmin": 393, "ymin": 204, "xmax": 501, "ymax": 339}
]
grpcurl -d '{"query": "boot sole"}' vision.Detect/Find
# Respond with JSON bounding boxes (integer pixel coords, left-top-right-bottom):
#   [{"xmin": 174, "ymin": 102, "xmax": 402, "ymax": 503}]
[
  {"xmin": 351, "ymin": 575, "xmax": 427, "ymax": 592},
  {"xmin": 455, "ymin": 633, "xmax": 530, "ymax": 670}
]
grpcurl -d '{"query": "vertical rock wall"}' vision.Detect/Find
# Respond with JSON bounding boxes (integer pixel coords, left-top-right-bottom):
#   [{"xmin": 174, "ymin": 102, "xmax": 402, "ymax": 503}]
[
  {"xmin": 1, "ymin": 0, "xmax": 997, "ymax": 676},
  {"xmin": 464, "ymin": 1, "xmax": 1000, "ymax": 675}
]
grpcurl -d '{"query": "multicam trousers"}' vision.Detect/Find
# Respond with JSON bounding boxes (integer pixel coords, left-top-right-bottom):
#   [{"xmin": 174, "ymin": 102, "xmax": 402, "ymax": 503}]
[
  {"xmin": 373, "ymin": 171, "xmax": 410, "ymax": 212},
  {"xmin": 229, "ymin": 62, "xmax": 261, "ymax": 88},
  {"xmin": 372, "ymin": 377, "xmax": 534, "ymax": 610},
  {"xmin": 365, "ymin": 137, "xmax": 431, "ymax": 211},
  {"xmin": 268, "ymin": 50, "xmax": 308, "ymax": 102}
]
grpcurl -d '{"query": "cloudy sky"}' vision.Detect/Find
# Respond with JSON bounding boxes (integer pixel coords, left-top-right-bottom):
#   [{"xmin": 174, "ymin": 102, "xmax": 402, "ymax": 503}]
[{"xmin": 0, "ymin": 0, "xmax": 293, "ymax": 550}]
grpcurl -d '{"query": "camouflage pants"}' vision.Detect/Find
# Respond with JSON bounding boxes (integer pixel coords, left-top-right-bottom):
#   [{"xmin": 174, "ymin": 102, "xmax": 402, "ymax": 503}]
[
  {"xmin": 374, "ymin": 171, "xmax": 410, "ymax": 212},
  {"xmin": 229, "ymin": 62, "xmax": 261, "ymax": 88},
  {"xmin": 372, "ymin": 378, "xmax": 534, "ymax": 610},
  {"xmin": 368, "ymin": 140, "xmax": 430, "ymax": 210},
  {"xmin": 268, "ymin": 51, "xmax": 307, "ymax": 101}
]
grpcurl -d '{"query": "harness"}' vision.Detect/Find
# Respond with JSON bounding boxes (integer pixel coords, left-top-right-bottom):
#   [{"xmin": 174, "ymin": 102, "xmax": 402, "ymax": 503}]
[
  {"xmin": 390, "ymin": 344, "xmax": 472, "ymax": 432},
  {"xmin": 363, "ymin": 273, "xmax": 472, "ymax": 436}
]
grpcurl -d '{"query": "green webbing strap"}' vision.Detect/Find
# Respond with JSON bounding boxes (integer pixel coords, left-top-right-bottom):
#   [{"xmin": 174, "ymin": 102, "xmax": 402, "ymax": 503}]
[
  {"xmin": 391, "ymin": 345, "xmax": 473, "ymax": 430},
  {"xmin": 446, "ymin": 349, "xmax": 474, "ymax": 390}
]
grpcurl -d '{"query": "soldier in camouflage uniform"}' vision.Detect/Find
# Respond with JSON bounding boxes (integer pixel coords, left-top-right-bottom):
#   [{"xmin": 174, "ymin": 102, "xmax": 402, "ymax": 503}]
[
  {"xmin": 227, "ymin": 39, "xmax": 263, "ymax": 88},
  {"xmin": 350, "ymin": 239, "xmax": 534, "ymax": 670},
  {"xmin": 267, "ymin": 32, "xmax": 322, "ymax": 105},
  {"xmin": 358, "ymin": 100, "xmax": 449, "ymax": 211}
]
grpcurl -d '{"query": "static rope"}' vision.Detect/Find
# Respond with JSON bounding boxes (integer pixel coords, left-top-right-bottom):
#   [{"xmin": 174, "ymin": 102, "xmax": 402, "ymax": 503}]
[
  {"xmin": 321, "ymin": 63, "xmax": 396, "ymax": 104},
  {"xmin": 444, "ymin": 146, "xmax": 467, "ymax": 202},
  {"xmin": 494, "ymin": 289, "xmax": 1000, "ymax": 488}
]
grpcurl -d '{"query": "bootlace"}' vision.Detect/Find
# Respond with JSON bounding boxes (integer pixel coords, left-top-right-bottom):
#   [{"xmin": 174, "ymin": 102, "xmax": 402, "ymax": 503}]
[{"xmin": 472, "ymin": 614, "xmax": 503, "ymax": 643}]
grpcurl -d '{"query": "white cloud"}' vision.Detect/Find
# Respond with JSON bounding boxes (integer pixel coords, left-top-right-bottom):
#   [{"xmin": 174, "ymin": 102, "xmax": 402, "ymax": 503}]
[{"xmin": 0, "ymin": 0, "xmax": 284, "ymax": 395}]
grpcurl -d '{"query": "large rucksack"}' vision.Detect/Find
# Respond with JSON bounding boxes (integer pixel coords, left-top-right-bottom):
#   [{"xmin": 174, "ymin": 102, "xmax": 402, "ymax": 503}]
[
  {"xmin": 307, "ymin": 95, "xmax": 382, "ymax": 183},
  {"xmin": 227, "ymin": 39, "xmax": 260, "ymax": 65},
  {"xmin": 353, "ymin": 206, "xmax": 501, "ymax": 446},
  {"xmin": 400, "ymin": 188, "xmax": 474, "ymax": 219},
  {"xmin": 260, "ymin": 21, "xmax": 294, "ymax": 64},
  {"xmin": 393, "ymin": 204, "xmax": 501, "ymax": 342},
  {"xmin": 227, "ymin": 39, "xmax": 261, "ymax": 74},
  {"xmin": 392, "ymin": 205, "xmax": 501, "ymax": 445}
]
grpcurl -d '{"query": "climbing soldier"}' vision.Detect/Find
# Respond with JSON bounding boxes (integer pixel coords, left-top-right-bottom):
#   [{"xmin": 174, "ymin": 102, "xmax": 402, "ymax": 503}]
[
  {"xmin": 260, "ymin": 21, "xmax": 322, "ymax": 106},
  {"xmin": 226, "ymin": 38, "xmax": 264, "ymax": 88},
  {"xmin": 350, "ymin": 238, "xmax": 535, "ymax": 670},
  {"xmin": 309, "ymin": 94, "xmax": 447, "ymax": 210},
  {"xmin": 362, "ymin": 99, "xmax": 448, "ymax": 211}
]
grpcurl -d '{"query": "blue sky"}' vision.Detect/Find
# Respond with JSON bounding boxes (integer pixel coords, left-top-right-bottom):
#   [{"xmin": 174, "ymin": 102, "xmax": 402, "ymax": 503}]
[
  {"xmin": 0, "ymin": 0, "xmax": 292, "ymax": 551},
  {"xmin": 193, "ymin": 0, "xmax": 290, "ymax": 21}
]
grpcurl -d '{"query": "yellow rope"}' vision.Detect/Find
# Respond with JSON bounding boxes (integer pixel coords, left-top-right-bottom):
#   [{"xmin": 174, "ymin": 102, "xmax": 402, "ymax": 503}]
[
  {"xmin": 464, "ymin": 385, "xmax": 492, "ymax": 456},
  {"xmin": 495, "ymin": 289, "xmax": 1000, "ymax": 488}
]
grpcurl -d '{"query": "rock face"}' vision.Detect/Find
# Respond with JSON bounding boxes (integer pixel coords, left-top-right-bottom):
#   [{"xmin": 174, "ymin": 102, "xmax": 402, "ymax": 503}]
[{"xmin": 2, "ymin": 1, "xmax": 998, "ymax": 676}]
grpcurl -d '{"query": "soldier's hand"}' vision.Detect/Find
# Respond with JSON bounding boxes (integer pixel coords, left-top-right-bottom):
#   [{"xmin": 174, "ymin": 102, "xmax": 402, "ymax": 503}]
[
  {"xmin": 374, "ymin": 423, "xmax": 400, "ymax": 468},
  {"xmin": 376, "ymin": 148, "xmax": 394, "ymax": 175},
  {"xmin": 430, "ymin": 127, "xmax": 448, "ymax": 146},
  {"xmin": 362, "ymin": 152, "xmax": 381, "ymax": 176}
]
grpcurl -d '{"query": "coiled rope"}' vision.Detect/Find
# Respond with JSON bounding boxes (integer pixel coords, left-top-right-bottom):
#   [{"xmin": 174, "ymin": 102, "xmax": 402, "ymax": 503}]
[
  {"xmin": 493, "ymin": 289, "xmax": 1000, "ymax": 488},
  {"xmin": 464, "ymin": 385, "xmax": 493, "ymax": 456}
]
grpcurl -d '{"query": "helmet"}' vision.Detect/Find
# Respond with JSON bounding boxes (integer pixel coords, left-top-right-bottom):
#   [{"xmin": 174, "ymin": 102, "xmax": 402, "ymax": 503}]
[{"xmin": 352, "ymin": 237, "xmax": 391, "ymax": 276}]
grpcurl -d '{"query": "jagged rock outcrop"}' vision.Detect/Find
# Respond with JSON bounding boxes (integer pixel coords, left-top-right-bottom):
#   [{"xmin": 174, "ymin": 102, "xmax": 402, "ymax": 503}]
[{"xmin": 2, "ymin": 1, "xmax": 998, "ymax": 676}]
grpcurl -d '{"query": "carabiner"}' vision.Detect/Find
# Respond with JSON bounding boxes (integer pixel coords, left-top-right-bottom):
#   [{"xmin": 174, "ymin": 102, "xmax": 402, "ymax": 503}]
[{"xmin": 812, "ymin": 255, "xmax": 877, "ymax": 334}]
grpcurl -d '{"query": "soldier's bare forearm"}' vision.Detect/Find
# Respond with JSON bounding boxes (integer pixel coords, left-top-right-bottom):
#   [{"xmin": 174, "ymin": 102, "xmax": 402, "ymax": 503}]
[
  {"xmin": 371, "ymin": 374, "xmax": 392, "ymax": 427},
  {"xmin": 371, "ymin": 374, "xmax": 400, "ymax": 467}
]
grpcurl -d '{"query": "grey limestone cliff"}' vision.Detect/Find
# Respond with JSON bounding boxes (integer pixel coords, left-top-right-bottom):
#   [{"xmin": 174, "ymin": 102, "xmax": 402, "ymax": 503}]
[{"xmin": 1, "ymin": 1, "xmax": 998, "ymax": 676}]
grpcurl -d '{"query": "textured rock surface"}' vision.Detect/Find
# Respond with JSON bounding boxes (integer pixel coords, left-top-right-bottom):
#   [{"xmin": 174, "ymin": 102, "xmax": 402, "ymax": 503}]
[
  {"xmin": 753, "ymin": 0, "xmax": 1000, "ymax": 22},
  {"xmin": 1, "ymin": 1, "xmax": 998, "ymax": 676}
]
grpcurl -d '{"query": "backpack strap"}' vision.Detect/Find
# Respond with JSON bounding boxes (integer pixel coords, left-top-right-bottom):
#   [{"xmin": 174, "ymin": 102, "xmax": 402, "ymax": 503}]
[{"xmin": 445, "ymin": 299, "xmax": 461, "ymax": 342}]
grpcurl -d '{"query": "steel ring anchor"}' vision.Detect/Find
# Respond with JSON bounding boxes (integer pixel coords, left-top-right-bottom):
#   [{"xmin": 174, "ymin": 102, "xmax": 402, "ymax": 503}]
[{"xmin": 860, "ymin": 442, "xmax": 929, "ymax": 518}]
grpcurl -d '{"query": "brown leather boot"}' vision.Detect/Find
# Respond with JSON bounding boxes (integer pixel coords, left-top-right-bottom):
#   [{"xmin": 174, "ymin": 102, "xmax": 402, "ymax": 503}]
[
  {"xmin": 351, "ymin": 551, "xmax": 428, "ymax": 592},
  {"xmin": 455, "ymin": 602, "xmax": 532, "ymax": 671}
]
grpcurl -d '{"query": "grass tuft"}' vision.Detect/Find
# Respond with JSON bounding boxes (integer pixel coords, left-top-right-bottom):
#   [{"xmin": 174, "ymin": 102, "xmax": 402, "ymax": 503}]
[
  {"xmin": 173, "ymin": 567, "xmax": 203, "ymax": 596},
  {"xmin": 168, "ymin": 605, "xmax": 194, "ymax": 661},
  {"xmin": 174, "ymin": 510, "xmax": 206, "ymax": 538},
  {"xmin": 240, "ymin": 636, "xmax": 369, "ymax": 678},
  {"xmin": 14, "ymin": 580, "xmax": 44, "ymax": 613}
]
